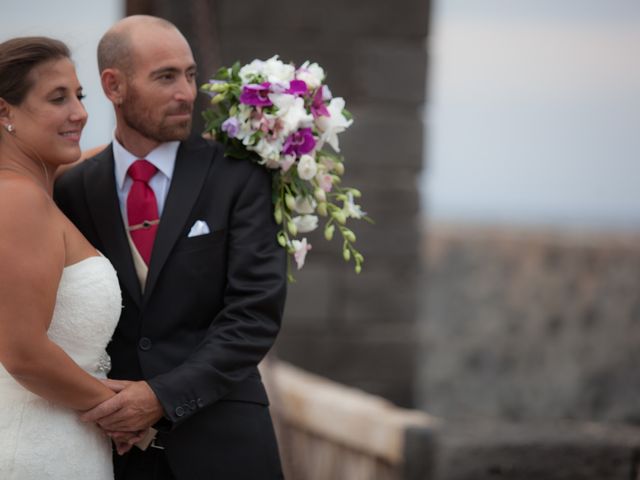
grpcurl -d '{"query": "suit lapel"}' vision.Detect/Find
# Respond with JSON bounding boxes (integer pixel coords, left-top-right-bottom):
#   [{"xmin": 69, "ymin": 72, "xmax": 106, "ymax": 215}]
[
  {"xmin": 84, "ymin": 147, "xmax": 143, "ymax": 306},
  {"xmin": 144, "ymin": 140, "xmax": 212, "ymax": 300}
]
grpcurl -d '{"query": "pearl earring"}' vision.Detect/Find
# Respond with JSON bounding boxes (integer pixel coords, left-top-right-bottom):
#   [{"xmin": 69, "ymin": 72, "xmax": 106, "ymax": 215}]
[{"xmin": 4, "ymin": 124, "xmax": 15, "ymax": 134}]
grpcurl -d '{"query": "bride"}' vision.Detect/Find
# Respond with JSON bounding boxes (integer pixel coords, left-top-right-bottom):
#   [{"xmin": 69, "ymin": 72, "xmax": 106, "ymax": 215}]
[{"xmin": 0, "ymin": 36, "xmax": 130, "ymax": 478}]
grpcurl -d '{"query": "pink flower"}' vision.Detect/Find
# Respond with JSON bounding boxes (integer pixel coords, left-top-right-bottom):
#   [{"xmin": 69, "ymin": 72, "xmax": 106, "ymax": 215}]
[
  {"xmin": 317, "ymin": 173, "xmax": 333, "ymax": 192},
  {"xmin": 292, "ymin": 238, "xmax": 312, "ymax": 269},
  {"xmin": 279, "ymin": 155, "xmax": 295, "ymax": 172}
]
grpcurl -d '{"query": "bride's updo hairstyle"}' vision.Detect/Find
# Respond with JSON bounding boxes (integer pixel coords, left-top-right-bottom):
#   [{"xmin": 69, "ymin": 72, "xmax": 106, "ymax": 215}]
[{"xmin": 0, "ymin": 36, "xmax": 70, "ymax": 108}]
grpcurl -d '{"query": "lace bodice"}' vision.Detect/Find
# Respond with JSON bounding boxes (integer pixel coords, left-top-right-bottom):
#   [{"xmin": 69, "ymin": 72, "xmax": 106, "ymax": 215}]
[
  {"xmin": 0, "ymin": 255, "xmax": 121, "ymax": 479},
  {"xmin": 0, "ymin": 255, "xmax": 121, "ymax": 382},
  {"xmin": 48, "ymin": 255, "xmax": 122, "ymax": 376}
]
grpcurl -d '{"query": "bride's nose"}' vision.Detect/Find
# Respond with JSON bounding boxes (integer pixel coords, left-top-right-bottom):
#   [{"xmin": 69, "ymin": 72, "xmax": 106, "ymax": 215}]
[{"xmin": 69, "ymin": 97, "xmax": 88, "ymax": 125}]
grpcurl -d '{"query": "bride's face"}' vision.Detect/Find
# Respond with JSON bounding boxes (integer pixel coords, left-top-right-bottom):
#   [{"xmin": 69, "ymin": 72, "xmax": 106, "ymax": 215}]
[{"xmin": 10, "ymin": 57, "xmax": 88, "ymax": 166}]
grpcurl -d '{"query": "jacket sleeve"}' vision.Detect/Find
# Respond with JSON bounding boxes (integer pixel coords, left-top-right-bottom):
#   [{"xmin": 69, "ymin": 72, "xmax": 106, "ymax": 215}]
[{"xmin": 147, "ymin": 162, "xmax": 287, "ymax": 426}]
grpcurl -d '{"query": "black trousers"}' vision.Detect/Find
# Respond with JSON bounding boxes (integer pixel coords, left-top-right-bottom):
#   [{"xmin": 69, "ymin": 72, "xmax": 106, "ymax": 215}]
[
  {"xmin": 113, "ymin": 401, "xmax": 284, "ymax": 479},
  {"xmin": 114, "ymin": 444, "xmax": 176, "ymax": 480}
]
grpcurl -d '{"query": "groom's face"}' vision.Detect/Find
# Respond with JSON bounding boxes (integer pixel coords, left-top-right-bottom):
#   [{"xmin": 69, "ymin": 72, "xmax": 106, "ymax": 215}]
[{"xmin": 121, "ymin": 26, "xmax": 197, "ymax": 142}]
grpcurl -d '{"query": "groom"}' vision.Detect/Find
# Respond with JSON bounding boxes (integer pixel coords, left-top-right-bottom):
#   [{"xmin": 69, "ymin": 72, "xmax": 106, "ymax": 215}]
[{"xmin": 55, "ymin": 15, "xmax": 286, "ymax": 480}]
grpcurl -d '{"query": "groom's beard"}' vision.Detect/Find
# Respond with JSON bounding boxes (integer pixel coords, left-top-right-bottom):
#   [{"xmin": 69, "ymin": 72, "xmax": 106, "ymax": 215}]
[{"xmin": 121, "ymin": 85, "xmax": 193, "ymax": 142}]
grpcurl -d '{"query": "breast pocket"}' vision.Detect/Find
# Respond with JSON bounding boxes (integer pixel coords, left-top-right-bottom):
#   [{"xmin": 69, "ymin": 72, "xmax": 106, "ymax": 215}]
[{"xmin": 174, "ymin": 228, "xmax": 226, "ymax": 253}]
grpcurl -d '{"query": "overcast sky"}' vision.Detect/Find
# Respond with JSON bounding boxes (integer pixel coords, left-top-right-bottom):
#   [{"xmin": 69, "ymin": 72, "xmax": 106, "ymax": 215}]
[
  {"xmin": 423, "ymin": 0, "xmax": 640, "ymax": 231},
  {"xmin": 0, "ymin": 0, "xmax": 122, "ymax": 149}
]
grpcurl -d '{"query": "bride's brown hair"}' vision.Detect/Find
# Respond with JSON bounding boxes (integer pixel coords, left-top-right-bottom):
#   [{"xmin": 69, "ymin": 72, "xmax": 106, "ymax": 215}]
[{"xmin": 0, "ymin": 36, "xmax": 70, "ymax": 106}]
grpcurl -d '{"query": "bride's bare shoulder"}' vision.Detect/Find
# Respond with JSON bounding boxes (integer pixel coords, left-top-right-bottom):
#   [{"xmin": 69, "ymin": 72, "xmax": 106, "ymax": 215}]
[
  {"xmin": 0, "ymin": 174, "xmax": 60, "ymax": 256},
  {"xmin": 0, "ymin": 174, "xmax": 51, "ymax": 213}
]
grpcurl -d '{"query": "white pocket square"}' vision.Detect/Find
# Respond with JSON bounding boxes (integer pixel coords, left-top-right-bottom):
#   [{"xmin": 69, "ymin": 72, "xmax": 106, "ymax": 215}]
[{"xmin": 188, "ymin": 220, "xmax": 211, "ymax": 238}]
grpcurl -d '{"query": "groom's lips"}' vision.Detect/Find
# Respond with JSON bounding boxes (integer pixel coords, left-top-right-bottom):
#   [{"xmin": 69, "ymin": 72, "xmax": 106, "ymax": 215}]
[
  {"xmin": 167, "ymin": 104, "xmax": 193, "ymax": 120},
  {"xmin": 168, "ymin": 113, "xmax": 192, "ymax": 120},
  {"xmin": 167, "ymin": 108, "xmax": 193, "ymax": 119}
]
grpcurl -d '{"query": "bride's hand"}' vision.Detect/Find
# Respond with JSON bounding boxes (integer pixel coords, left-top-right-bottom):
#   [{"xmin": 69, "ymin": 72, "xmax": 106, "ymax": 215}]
[
  {"xmin": 114, "ymin": 439, "xmax": 133, "ymax": 456},
  {"xmin": 108, "ymin": 429, "xmax": 148, "ymax": 455},
  {"xmin": 100, "ymin": 378, "xmax": 131, "ymax": 393}
]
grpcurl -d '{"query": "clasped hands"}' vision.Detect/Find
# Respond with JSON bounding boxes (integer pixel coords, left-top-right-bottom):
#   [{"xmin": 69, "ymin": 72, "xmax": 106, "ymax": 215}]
[{"xmin": 81, "ymin": 379, "xmax": 164, "ymax": 455}]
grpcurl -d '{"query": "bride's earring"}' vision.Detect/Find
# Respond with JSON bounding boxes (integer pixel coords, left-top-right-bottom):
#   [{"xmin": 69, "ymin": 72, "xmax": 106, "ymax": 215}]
[{"xmin": 4, "ymin": 124, "xmax": 15, "ymax": 134}]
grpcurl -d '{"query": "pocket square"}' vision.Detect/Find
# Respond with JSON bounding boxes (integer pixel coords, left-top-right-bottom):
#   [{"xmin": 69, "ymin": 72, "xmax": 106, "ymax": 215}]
[{"xmin": 188, "ymin": 220, "xmax": 211, "ymax": 238}]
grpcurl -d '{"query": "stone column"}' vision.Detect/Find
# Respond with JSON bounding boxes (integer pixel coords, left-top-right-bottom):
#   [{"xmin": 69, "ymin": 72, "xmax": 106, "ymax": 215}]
[
  {"xmin": 215, "ymin": 0, "xmax": 430, "ymax": 407},
  {"xmin": 127, "ymin": 0, "xmax": 431, "ymax": 407}
]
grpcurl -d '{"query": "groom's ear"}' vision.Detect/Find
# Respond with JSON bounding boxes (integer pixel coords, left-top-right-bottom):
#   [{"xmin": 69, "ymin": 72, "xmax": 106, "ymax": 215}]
[{"xmin": 101, "ymin": 68, "xmax": 126, "ymax": 106}]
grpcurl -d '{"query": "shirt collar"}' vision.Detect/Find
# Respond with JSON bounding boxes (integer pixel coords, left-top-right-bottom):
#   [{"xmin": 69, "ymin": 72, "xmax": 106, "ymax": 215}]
[{"xmin": 112, "ymin": 132, "xmax": 179, "ymax": 189}]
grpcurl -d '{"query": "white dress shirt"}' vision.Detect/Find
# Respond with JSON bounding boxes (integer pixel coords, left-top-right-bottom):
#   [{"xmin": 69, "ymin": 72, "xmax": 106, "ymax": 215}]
[{"xmin": 112, "ymin": 134, "xmax": 180, "ymax": 220}]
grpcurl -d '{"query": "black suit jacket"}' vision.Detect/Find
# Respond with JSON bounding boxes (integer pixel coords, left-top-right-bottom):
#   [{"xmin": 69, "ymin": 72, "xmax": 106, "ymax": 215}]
[{"xmin": 55, "ymin": 136, "xmax": 286, "ymax": 479}]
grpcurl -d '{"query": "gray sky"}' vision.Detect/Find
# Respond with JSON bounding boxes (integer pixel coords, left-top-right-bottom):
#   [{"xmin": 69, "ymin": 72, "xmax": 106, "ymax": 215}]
[{"xmin": 423, "ymin": 0, "xmax": 640, "ymax": 230}]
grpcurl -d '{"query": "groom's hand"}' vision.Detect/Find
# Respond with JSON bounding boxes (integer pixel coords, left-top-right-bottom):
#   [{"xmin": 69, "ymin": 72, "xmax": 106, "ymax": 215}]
[{"xmin": 80, "ymin": 380, "xmax": 164, "ymax": 432}]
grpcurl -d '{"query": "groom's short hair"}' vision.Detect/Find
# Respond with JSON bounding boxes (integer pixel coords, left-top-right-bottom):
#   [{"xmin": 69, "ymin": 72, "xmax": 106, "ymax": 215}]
[{"xmin": 97, "ymin": 15, "xmax": 177, "ymax": 76}]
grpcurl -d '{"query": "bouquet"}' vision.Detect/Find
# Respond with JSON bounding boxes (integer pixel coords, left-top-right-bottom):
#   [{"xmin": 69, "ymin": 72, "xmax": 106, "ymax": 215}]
[{"xmin": 201, "ymin": 55, "xmax": 370, "ymax": 281}]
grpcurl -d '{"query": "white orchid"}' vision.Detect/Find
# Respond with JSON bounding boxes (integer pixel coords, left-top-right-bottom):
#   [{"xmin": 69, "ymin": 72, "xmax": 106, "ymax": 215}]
[
  {"xmin": 292, "ymin": 214, "xmax": 319, "ymax": 233},
  {"xmin": 239, "ymin": 55, "xmax": 295, "ymax": 84},
  {"xmin": 343, "ymin": 192, "xmax": 365, "ymax": 219},
  {"xmin": 263, "ymin": 55, "xmax": 295, "ymax": 83},
  {"xmin": 296, "ymin": 154, "xmax": 318, "ymax": 180},
  {"xmin": 315, "ymin": 97, "xmax": 353, "ymax": 152},
  {"xmin": 238, "ymin": 59, "xmax": 266, "ymax": 83},
  {"xmin": 233, "ymin": 105, "xmax": 254, "ymax": 142},
  {"xmin": 296, "ymin": 61, "xmax": 325, "ymax": 89},
  {"xmin": 293, "ymin": 195, "xmax": 317, "ymax": 214},
  {"xmin": 251, "ymin": 137, "xmax": 282, "ymax": 164},
  {"xmin": 269, "ymin": 94, "xmax": 313, "ymax": 137}
]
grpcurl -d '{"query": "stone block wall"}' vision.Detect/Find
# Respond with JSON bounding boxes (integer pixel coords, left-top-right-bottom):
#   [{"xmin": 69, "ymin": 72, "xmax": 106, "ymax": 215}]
[
  {"xmin": 434, "ymin": 420, "xmax": 640, "ymax": 480},
  {"xmin": 214, "ymin": 0, "xmax": 431, "ymax": 407},
  {"xmin": 417, "ymin": 224, "xmax": 640, "ymax": 422}
]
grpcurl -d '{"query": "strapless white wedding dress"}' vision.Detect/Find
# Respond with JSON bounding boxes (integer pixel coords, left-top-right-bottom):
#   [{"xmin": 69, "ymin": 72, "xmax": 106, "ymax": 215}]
[{"xmin": 0, "ymin": 255, "xmax": 121, "ymax": 479}]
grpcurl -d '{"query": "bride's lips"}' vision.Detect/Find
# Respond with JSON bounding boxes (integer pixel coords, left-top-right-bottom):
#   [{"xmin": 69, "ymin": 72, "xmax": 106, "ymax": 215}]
[{"xmin": 60, "ymin": 129, "xmax": 82, "ymax": 142}]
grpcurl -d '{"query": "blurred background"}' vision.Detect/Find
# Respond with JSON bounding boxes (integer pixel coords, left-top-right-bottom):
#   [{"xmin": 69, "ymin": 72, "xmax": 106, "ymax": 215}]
[
  {"xmin": 424, "ymin": 0, "xmax": 640, "ymax": 229},
  {"xmin": 419, "ymin": 0, "xmax": 640, "ymax": 421},
  {"xmin": 3, "ymin": 0, "xmax": 640, "ymax": 478}
]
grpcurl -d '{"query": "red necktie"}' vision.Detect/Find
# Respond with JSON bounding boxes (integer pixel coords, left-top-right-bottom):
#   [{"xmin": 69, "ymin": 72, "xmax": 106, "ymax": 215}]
[{"xmin": 127, "ymin": 159, "xmax": 159, "ymax": 265}]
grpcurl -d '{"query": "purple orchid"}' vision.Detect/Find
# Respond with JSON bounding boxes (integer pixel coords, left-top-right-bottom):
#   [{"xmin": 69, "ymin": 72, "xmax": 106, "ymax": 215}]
[
  {"xmin": 283, "ymin": 128, "xmax": 316, "ymax": 156},
  {"xmin": 240, "ymin": 82, "xmax": 273, "ymax": 107},
  {"xmin": 311, "ymin": 86, "xmax": 330, "ymax": 119},
  {"xmin": 221, "ymin": 117, "xmax": 240, "ymax": 137},
  {"xmin": 286, "ymin": 79, "xmax": 308, "ymax": 96}
]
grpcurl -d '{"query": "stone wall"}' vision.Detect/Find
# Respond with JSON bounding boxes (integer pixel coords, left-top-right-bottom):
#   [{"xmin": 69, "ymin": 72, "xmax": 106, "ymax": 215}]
[
  {"xmin": 434, "ymin": 420, "xmax": 640, "ymax": 480},
  {"xmin": 215, "ymin": 0, "xmax": 431, "ymax": 407},
  {"xmin": 417, "ymin": 224, "xmax": 640, "ymax": 423}
]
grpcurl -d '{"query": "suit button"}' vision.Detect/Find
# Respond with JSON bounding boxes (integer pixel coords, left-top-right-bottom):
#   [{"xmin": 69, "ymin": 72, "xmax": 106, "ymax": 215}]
[
  {"xmin": 196, "ymin": 398, "xmax": 204, "ymax": 408},
  {"xmin": 175, "ymin": 406, "xmax": 185, "ymax": 417},
  {"xmin": 138, "ymin": 337, "xmax": 152, "ymax": 351}
]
